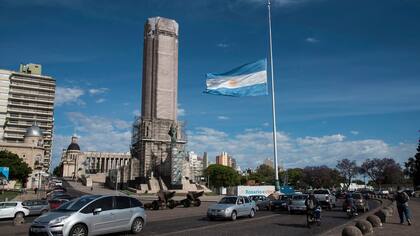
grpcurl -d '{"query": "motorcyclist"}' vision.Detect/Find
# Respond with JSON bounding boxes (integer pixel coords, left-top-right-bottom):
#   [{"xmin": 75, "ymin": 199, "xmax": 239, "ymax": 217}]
[
  {"xmin": 344, "ymin": 193, "xmax": 358, "ymax": 216},
  {"xmin": 305, "ymin": 193, "xmax": 321, "ymax": 220}
]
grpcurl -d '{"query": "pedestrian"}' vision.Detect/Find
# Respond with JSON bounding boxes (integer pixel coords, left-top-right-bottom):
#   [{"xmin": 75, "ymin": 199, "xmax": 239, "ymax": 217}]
[
  {"xmin": 395, "ymin": 186, "xmax": 412, "ymax": 225},
  {"xmin": 90, "ymin": 186, "xmax": 93, "ymax": 191},
  {"xmin": 34, "ymin": 187, "xmax": 38, "ymax": 195}
]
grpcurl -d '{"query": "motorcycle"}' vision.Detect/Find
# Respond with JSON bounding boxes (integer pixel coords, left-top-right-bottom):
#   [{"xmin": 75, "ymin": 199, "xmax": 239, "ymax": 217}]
[
  {"xmin": 346, "ymin": 205, "xmax": 358, "ymax": 219},
  {"xmin": 307, "ymin": 207, "xmax": 321, "ymax": 228}
]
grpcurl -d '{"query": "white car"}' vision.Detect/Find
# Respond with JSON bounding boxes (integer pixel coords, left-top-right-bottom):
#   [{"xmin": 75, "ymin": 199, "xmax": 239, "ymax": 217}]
[{"xmin": 0, "ymin": 201, "xmax": 30, "ymax": 219}]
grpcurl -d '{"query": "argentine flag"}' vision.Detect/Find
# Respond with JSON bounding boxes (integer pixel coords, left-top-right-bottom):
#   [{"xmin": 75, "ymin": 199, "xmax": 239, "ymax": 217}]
[{"xmin": 205, "ymin": 59, "xmax": 268, "ymax": 97}]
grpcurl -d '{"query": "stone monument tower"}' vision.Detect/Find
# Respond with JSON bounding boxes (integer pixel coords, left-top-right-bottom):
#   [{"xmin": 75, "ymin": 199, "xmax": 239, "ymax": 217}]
[{"xmin": 131, "ymin": 17, "xmax": 186, "ymax": 188}]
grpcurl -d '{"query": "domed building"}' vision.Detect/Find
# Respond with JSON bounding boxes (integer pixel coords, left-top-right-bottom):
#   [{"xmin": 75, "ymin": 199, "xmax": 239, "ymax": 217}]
[
  {"xmin": 60, "ymin": 136, "xmax": 132, "ymax": 183},
  {"xmin": 0, "ymin": 124, "xmax": 47, "ymax": 189}
]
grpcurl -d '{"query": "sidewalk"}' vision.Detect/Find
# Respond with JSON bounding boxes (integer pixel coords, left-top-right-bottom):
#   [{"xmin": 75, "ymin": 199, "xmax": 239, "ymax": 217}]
[
  {"xmin": 373, "ymin": 198, "xmax": 420, "ymax": 235},
  {"xmin": 65, "ymin": 180, "xmax": 127, "ymax": 196},
  {"xmin": 12, "ymin": 190, "xmax": 46, "ymax": 201}
]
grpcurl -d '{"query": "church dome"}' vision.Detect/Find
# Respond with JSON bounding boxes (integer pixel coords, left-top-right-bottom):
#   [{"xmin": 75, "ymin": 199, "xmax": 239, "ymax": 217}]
[
  {"xmin": 25, "ymin": 124, "xmax": 43, "ymax": 137},
  {"xmin": 67, "ymin": 136, "xmax": 80, "ymax": 151}
]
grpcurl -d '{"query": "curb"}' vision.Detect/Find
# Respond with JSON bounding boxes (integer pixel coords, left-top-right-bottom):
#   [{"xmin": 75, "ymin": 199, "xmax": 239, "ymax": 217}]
[{"xmin": 321, "ymin": 198, "xmax": 385, "ymax": 236}]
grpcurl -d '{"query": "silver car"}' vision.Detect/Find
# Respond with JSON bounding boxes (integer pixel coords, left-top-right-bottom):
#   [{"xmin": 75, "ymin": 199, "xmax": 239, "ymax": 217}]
[
  {"xmin": 29, "ymin": 195, "xmax": 146, "ymax": 236},
  {"xmin": 23, "ymin": 200, "xmax": 49, "ymax": 215},
  {"xmin": 288, "ymin": 194, "xmax": 308, "ymax": 214},
  {"xmin": 207, "ymin": 196, "xmax": 256, "ymax": 221}
]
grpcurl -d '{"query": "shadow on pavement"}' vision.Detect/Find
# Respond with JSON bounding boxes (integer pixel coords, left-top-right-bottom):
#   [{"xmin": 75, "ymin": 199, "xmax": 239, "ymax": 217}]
[{"xmin": 276, "ymin": 223, "xmax": 308, "ymax": 228}]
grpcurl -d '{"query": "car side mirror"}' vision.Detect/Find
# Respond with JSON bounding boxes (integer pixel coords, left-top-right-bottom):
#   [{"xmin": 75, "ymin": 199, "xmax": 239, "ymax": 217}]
[{"xmin": 93, "ymin": 208, "xmax": 102, "ymax": 215}]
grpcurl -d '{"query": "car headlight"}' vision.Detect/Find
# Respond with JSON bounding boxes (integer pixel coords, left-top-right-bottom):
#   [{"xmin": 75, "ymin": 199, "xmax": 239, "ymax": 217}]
[
  {"xmin": 224, "ymin": 208, "xmax": 231, "ymax": 213},
  {"xmin": 49, "ymin": 216, "xmax": 69, "ymax": 225}
]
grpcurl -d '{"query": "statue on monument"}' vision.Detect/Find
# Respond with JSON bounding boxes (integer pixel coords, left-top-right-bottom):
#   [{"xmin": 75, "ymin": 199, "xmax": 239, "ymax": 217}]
[{"xmin": 168, "ymin": 123, "xmax": 177, "ymax": 144}]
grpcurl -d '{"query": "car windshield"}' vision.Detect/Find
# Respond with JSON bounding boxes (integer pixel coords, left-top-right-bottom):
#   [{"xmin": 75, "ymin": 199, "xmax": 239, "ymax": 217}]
[
  {"xmin": 54, "ymin": 195, "xmax": 99, "ymax": 212},
  {"xmin": 292, "ymin": 195, "xmax": 308, "ymax": 200},
  {"xmin": 218, "ymin": 197, "xmax": 237, "ymax": 204},
  {"xmin": 313, "ymin": 190, "xmax": 329, "ymax": 194}
]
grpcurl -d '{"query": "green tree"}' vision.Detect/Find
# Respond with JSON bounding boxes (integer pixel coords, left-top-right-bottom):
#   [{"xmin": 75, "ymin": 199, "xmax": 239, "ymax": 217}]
[
  {"xmin": 405, "ymin": 137, "xmax": 420, "ymax": 188},
  {"xmin": 361, "ymin": 158, "xmax": 403, "ymax": 188},
  {"xmin": 250, "ymin": 164, "xmax": 275, "ymax": 184},
  {"xmin": 336, "ymin": 158, "xmax": 359, "ymax": 190},
  {"xmin": 302, "ymin": 166, "xmax": 342, "ymax": 188},
  {"xmin": 205, "ymin": 164, "xmax": 240, "ymax": 188},
  {"xmin": 286, "ymin": 168, "xmax": 303, "ymax": 188},
  {"xmin": 0, "ymin": 150, "xmax": 32, "ymax": 185},
  {"xmin": 53, "ymin": 163, "xmax": 63, "ymax": 177}
]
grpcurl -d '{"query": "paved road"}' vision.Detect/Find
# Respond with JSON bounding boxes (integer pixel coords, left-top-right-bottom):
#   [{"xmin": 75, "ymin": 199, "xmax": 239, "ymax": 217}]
[{"xmin": 0, "ymin": 181, "xmax": 381, "ymax": 236}]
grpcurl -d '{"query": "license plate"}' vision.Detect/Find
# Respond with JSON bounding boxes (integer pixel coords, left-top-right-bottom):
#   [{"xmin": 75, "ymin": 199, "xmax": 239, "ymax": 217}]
[{"xmin": 31, "ymin": 228, "xmax": 43, "ymax": 233}]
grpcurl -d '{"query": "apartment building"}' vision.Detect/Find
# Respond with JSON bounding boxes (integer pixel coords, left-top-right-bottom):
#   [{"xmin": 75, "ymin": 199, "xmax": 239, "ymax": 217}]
[{"xmin": 0, "ymin": 64, "xmax": 55, "ymax": 171}]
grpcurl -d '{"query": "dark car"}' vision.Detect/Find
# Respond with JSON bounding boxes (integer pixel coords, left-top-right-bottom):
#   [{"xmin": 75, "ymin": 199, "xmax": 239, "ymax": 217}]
[
  {"xmin": 270, "ymin": 195, "xmax": 291, "ymax": 211},
  {"xmin": 22, "ymin": 200, "xmax": 49, "ymax": 215},
  {"xmin": 249, "ymin": 195, "xmax": 271, "ymax": 211}
]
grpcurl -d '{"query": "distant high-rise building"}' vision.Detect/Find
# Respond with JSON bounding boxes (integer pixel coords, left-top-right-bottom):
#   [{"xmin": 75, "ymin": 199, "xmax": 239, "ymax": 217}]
[
  {"xmin": 216, "ymin": 152, "xmax": 236, "ymax": 168},
  {"xmin": 0, "ymin": 64, "xmax": 55, "ymax": 171},
  {"xmin": 263, "ymin": 158, "xmax": 274, "ymax": 168},
  {"xmin": 203, "ymin": 152, "xmax": 208, "ymax": 170}
]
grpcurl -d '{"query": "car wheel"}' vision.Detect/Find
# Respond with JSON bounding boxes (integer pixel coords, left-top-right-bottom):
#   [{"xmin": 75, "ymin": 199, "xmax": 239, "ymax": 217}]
[
  {"xmin": 182, "ymin": 199, "xmax": 191, "ymax": 208},
  {"xmin": 131, "ymin": 217, "xmax": 144, "ymax": 234},
  {"xmin": 194, "ymin": 199, "xmax": 201, "ymax": 207},
  {"xmin": 167, "ymin": 199, "xmax": 175, "ymax": 209},
  {"xmin": 69, "ymin": 224, "xmax": 88, "ymax": 236},
  {"xmin": 14, "ymin": 212, "xmax": 24, "ymax": 219},
  {"xmin": 208, "ymin": 216, "xmax": 215, "ymax": 221},
  {"xmin": 152, "ymin": 200, "xmax": 160, "ymax": 210},
  {"xmin": 231, "ymin": 211, "xmax": 237, "ymax": 221},
  {"xmin": 249, "ymin": 209, "xmax": 255, "ymax": 218}
]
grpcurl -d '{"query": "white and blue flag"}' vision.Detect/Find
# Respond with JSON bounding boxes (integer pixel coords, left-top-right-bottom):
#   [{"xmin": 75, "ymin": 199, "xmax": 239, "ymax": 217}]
[{"xmin": 205, "ymin": 59, "xmax": 268, "ymax": 97}]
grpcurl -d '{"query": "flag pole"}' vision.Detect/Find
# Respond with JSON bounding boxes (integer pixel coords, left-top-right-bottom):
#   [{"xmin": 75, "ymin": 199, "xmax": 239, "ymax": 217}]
[{"xmin": 267, "ymin": 0, "xmax": 280, "ymax": 191}]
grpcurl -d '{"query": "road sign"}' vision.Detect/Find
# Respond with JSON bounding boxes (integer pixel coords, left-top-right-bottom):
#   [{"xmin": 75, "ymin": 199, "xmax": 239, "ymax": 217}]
[{"xmin": 0, "ymin": 167, "xmax": 10, "ymax": 181}]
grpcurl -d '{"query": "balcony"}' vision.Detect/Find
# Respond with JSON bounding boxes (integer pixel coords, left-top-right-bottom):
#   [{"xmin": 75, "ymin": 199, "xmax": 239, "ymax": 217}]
[
  {"xmin": 10, "ymin": 76, "xmax": 55, "ymax": 86},
  {"xmin": 9, "ymin": 88, "xmax": 54, "ymax": 98},
  {"xmin": 10, "ymin": 83, "xmax": 55, "ymax": 92},
  {"xmin": 8, "ymin": 101, "xmax": 53, "ymax": 110},
  {"xmin": 9, "ymin": 94, "xmax": 54, "ymax": 104},
  {"xmin": 8, "ymin": 107, "xmax": 53, "ymax": 116}
]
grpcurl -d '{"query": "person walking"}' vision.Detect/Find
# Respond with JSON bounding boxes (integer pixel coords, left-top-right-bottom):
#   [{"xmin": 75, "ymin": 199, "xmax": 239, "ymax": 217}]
[{"xmin": 395, "ymin": 186, "xmax": 412, "ymax": 225}]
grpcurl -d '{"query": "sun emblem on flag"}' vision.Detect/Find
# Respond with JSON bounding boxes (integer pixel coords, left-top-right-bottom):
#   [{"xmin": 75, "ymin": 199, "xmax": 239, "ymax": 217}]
[{"xmin": 228, "ymin": 80, "xmax": 238, "ymax": 86}]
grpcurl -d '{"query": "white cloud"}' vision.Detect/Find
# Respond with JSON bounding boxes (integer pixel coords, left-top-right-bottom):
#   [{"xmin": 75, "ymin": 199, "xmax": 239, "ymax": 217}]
[
  {"xmin": 178, "ymin": 103, "xmax": 186, "ymax": 117},
  {"xmin": 51, "ymin": 113, "xmax": 132, "ymax": 170},
  {"xmin": 217, "ymin": 43, "xmax": 229, "ymax": 48},
  {"xmin": 95, "ymin": 98, "xmax": 106, "ymax": 104},
  {"xmin": 305, "ymin": 37, "xmax": 319, "ymax": 43},
  {"xmin": 217, "ymin": 116, "xmax": 230, "ymax": 120},
  {"xmin": 350, "ymin": 130, "xmax": 359, "ymax": 135},
  {"xmin": 55, "ymin": 87, "xmax": 85, "ymax": 106},
  {"xmin": 187, "ymin": 127, "xmax": 416, "ymax": 169},
  {"xmin": 88, "ymin": 88, "xmax": 109, "ymax": 96},
  {"xmin": 132, "ymin": 109, "xmax": 140, "ymax": 117}
]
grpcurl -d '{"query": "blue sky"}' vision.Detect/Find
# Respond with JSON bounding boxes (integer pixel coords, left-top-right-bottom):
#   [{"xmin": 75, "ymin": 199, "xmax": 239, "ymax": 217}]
[{"xmin": 1, "ymin": 0, "xmax": 419, "ymax": 170}]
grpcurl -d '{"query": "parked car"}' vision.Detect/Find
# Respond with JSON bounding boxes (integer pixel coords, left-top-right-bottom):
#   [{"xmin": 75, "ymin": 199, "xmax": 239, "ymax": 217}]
[
  {"xmin": 30, "ymin": 195, "xmax": 146, "ymax": 236},
  {"xmin": 22, "ymin": 200, "xmax": 49, "ymax": 215},
  {"xmin": 48, "ymin": 199, "xmax": 70, "ymax": 210},
  {"xmin": 270, "ymin": 195, "xmax": 291, "ymax": 211},
  {"xmin": 288, "ymin": 194, "xmax": 308, "ymax": 214},
  {"xmin": 207, "ymin": 196, "xmax": 256, "ymax": 221},
  {"xmin": 249, "ymin": 195, "xmax": 270, "ymax": 211},
  {"xmin": 0, "ymin": 201, "xmax": 30, "ymax": 219},
  {"xmin": 313, "ymin": 189, "xmax": 336, "ymax": 210}
]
